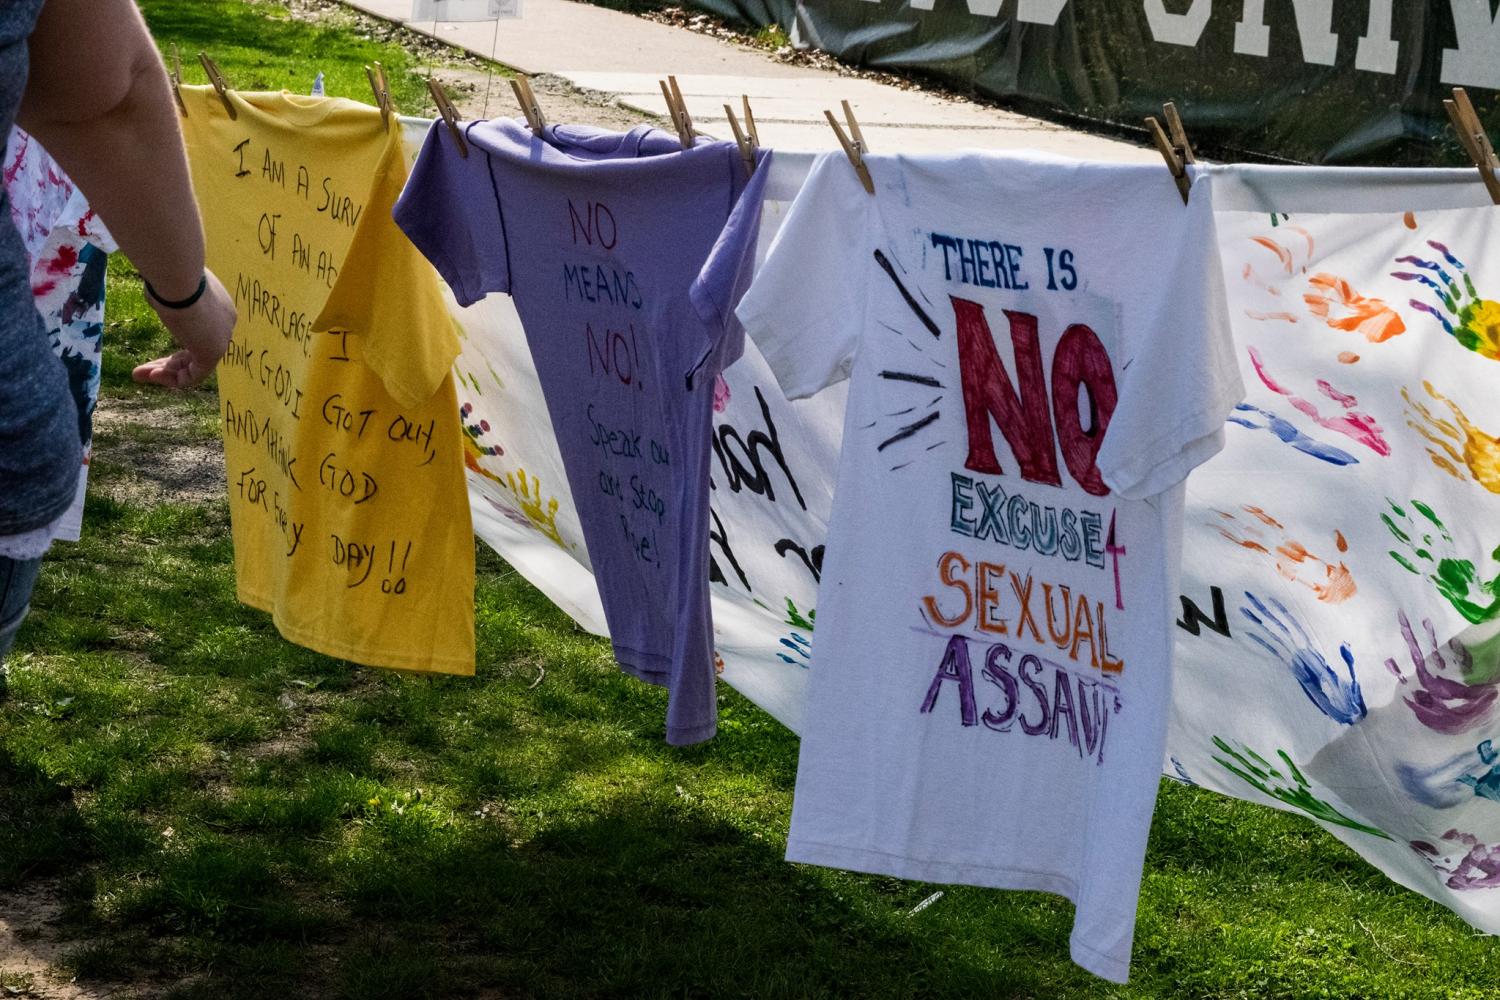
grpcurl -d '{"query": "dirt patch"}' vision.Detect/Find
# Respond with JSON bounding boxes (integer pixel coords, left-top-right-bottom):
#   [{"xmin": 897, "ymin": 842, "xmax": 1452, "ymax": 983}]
[
  {"xmin": 89, "ymin": 394, "xmax": 225, "ymax": 509},
  {"xmin": 0, "ymin": 883, "xmax": 137, "ymax": 1000}
]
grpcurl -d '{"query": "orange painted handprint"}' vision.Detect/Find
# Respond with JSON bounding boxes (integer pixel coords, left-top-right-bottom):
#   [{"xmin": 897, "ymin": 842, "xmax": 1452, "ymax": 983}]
[
  {"xmin": 1402, "ymin": 381, "xmax": 1500, "ymax": 494},
  {"xmin": 1303, "ymin": 273, "xmax": 1406, "ymax": 343},
  {"xmin": 1211, "ymin": 505, "xmax": 1357, "ymax": 603},
  {"xmin": 1240, "ymin": 229, "xmax": 1405, "ymax": 345}
]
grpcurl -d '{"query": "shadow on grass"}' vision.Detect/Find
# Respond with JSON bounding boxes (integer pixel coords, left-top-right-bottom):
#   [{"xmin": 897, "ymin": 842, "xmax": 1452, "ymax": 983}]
[
  {"xmin": 158, "ymin": 798, "xmax": 1036, "ymax": 1000},
  {"xmin": 0, "ymin": 745, "xmax": 91, "ymax": 888}
]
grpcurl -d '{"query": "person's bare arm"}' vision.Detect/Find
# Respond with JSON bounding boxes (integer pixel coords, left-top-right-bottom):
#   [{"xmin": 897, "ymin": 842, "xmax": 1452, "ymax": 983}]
[{"xmin": 19, "ymin": 0, "xmax": 233, "ymax": 387}]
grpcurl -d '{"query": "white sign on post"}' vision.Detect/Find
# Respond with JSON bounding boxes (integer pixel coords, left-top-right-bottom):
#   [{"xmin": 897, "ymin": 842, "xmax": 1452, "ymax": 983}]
[{"xmin": 411, "ymin": 0, "xmax": 520, "ymax": 20}]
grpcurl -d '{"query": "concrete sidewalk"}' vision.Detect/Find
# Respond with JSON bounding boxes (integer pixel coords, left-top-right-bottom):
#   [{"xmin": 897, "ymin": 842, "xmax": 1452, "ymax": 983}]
[{"xmin": 346, "ymin": 0, "xmax": 1155, "ymax": 160}]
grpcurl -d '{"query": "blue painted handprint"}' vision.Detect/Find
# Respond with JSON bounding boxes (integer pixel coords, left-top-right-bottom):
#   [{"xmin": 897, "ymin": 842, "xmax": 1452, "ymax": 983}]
[
  {"xmin": 1228, "ymin": 404, "xmax": 1359, "ymax": 466},
  {"xmin": 1241, "ymin": 591, "xmax": 1367, "ymax": 725}
]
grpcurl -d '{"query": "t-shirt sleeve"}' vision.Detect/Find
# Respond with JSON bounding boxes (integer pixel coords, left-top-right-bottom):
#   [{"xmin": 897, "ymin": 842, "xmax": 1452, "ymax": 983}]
[
  {"xmin": 733, "ymin": 152, "xmax": 870, "ymax": 401},
  {"xmin": 313, "ymin": 129, "xmax": 460, "ymax": 409},
  {"xmin": 1095, "ymin": 173, "xmax": 1245, "ymax": 501},
  {"xmin": 392, "ymin": 119, "xmax": 511, "ymax": 306},
  {"xmin": 687, "ymin": 146, "xmax": 774, "ymax": 384}
]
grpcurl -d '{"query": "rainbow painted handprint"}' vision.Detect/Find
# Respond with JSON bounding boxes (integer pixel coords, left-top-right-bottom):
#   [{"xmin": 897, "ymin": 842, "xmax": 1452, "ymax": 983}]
[
  {"xmin": 1392, "ymin": 241, "xmax": 1500, "ymax": 360},
  {"xmin": 459, "ymin": 401, "xmax": 506, "ymax": 487}
]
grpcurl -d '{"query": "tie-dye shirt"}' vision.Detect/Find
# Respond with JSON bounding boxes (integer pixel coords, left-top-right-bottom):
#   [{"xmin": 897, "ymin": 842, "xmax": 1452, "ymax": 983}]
[{"xmin": 2, "ymin": 128, "xmax": 117, "ymax": 550}]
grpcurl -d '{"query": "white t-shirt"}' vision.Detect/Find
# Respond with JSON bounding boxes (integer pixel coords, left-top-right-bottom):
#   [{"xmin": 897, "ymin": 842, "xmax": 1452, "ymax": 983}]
[{"xmin": 736, "ymin": 151, "xmax": 1244, "ymax": 982}]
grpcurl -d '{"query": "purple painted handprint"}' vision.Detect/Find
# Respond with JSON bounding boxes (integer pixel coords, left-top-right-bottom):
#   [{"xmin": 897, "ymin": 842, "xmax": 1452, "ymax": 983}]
[
  {"xmin": 1384, "ymin": 610, "xmax": 1496, "ymax": 735},
  {"xmin": 1413, "ymin": 830, "xmax": 1500, "ymax": 890}
]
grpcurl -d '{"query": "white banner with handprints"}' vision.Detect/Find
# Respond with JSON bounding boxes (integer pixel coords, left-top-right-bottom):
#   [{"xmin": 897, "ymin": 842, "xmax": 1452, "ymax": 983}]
[
  {"xmin": 401, "ymin": 119, "xmax": 1500, "ymax": 931},
  {"xmin": 1171, "ymin": 165, "xmax": 1500, "ymax": 928}
]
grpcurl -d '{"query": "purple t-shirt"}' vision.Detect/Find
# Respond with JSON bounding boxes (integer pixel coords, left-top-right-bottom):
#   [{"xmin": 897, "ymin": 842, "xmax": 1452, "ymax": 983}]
[{"xmin": 396, "ymin": 118, "xmax": 769, "ymax": 744}]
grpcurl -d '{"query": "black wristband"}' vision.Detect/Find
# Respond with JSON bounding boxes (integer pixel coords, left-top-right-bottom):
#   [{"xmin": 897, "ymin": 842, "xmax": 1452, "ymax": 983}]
[{"xmin": 145, "ymin": 273, "xmax": 208, "ymax": 310}]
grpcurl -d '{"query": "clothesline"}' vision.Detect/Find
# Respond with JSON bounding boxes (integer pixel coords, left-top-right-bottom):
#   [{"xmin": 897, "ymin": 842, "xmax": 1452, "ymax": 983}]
[{"xmin": 23, "ymin": 82, "xmax": 1500, "ymax": 981}]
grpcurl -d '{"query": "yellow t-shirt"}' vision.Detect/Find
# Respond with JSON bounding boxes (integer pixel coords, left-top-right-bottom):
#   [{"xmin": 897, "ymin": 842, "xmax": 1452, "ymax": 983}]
[{"xmin": 182, "ymin": 87, "xmax": 474, "ymax": 675}]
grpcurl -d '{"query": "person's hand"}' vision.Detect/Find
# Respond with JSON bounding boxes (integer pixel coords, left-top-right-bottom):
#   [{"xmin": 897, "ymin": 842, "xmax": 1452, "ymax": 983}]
[{"xmin": 132, "ymin": 269, "xmax": 236, "ymax": 389}]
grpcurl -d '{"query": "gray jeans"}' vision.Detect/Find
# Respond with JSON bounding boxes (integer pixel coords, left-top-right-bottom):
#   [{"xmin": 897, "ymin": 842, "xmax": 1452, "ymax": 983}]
[{"xmin": 0, "ymin": 555, "xmax": 42, "ymax": 665}]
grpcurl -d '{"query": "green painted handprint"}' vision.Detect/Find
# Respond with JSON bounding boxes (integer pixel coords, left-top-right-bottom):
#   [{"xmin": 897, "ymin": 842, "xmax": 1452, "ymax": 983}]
[
  {"xmin": 1382, "ymin": 498, "xmax": 1500, "ymax": 624},
  {"xmin": 1211, "ymin": 737, "xmax": 1391, "ymax": 839}
]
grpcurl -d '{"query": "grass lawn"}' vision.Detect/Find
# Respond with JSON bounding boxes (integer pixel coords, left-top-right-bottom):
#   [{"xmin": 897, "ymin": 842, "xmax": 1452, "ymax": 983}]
[{"xmin": 1, "ymin": 1, "xmax": 1495, "ymax": 997}]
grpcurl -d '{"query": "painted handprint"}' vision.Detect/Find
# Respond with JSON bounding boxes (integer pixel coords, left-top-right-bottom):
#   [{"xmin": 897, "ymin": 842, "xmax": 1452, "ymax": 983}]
[
  {"xmin": 1381, "ymin": 499, "xmax": 1500, "ymax": 624},
  {"xmin": 777, "ymin": 597, "xmax": 815, "ymax": 667},
  {"xmin": 1384, "ymin": 609, "xmax": 1496, "ymax": 735},
  {"xmin": 1212, "ymin": 505, "xmax": 1356, "ymax": 603},
  {"xmin": 503, "ymin": 467, "xmax": 566, "ymax": 549},
  {"xmin": 1302, "ymin": 273, "xmax": 1405, "ymax": 343},
  {"xmin": 1212, "ymin": 737, "xmax": 1390, "ymax": 838},
  {"xmin": 1169, "ymin": 756, "xmax": 1197, "ymax": 786},
  {"xmin": 1241, "ymin": 228, "xmax": 1313, "ymax": 323},
  {"xmin": 1239, "ymin": 591, "xmax": 1366, "ymax": 724},
  {"xmin": 1227, "ymin": 404, "xmax": 1359, "ymax": 466},
  {"xmin": 1239, "ymin": 227, "xmax": 1403, "ymax": 341},
  {"xmin": 1457, "ymin": 740, "xmax": 1500, "ymax": 804},
  {"xmin": 1402, "ymin": 381, "xmax": 1500, "ymax": 494},
  {"xmin": 1247, "ymin": 347, "xmax": 1389, "ymax": 456},
  {"xmin": 459, "ymin": 401, "xmax": 506, "ymax": 486},
  {"xmin": 1392, "ymin": 240, "xmax": 1500, "ymax": 360},
  {"xmin": 1396, "ymin": 750, "xmax": 1485, "ymax": 810},
  {"xmin": 1412, "ymin": 830, "xmax": 1500, "ymax": 890}
]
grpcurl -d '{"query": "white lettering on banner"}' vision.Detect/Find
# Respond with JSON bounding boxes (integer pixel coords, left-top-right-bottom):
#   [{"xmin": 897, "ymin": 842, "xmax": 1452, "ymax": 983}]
[
  {"xmin": 848, "ymin": 0, "xmax": 1500, "ymax": 88},
  {"xmin": 1016, "ymin": 0, "xmax": 1067, "ymax": 22},
  {"xmin": 1356, "ymin": 0, "xmax": 1399, "ymax": 74},
  {"xmin": 904, "ymin": 0, "xmax": 1066, "ymax": 21},
  {"xmin": 1143, "ymin": 0, "xmax": 1212, "ymax": 47},
  {"xmin": 854, "ymin": 0, "xmax": 1500, "ymax": 89},
  {"xmin": 1443, "ymin": 0, "xmax": 1500, "ymax": 89},
  {"xmin": 1233, "ymin": 0, "xmax": 1270, "ymax": 55},
  {"xmin": 1233, "ymin": 0, "xmax": 1337, "ymax": 65}
]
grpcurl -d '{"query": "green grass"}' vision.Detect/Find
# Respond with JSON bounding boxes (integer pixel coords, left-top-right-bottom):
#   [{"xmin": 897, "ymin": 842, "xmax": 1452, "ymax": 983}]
[
  {"xmin": 2, "ymin": 1, "xmax": 1497, "ymax": 996},
  {"xmin": 146, "ymin": 0, "xmax": 498, "ymax": 116}
]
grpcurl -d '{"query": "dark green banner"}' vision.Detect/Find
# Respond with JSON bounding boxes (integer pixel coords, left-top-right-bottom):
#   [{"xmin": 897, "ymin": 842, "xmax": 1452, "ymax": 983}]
[{"xmin": 693, "ymin": 0, "xmax": 1500, "ymax": 165}]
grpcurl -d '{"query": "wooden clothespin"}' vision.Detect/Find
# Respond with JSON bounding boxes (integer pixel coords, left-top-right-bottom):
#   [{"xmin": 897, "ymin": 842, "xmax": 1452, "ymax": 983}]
[
  {"xmin": 1145, "ymin": 100, "xmax": 1193, "ymax": 204},
  {"xmin": 198, "ymin": 52, "xmax": 236, "ymax": 120},
  {"xmin": 427, "ymin": 78, "xmax": 468, "ymax": 158},
  {"xmin": 510, "ymin": 74, "xmax": 545, "ymax": 137},
  {"xmin": 658, "ymin": 76, "xmax": 695, "ymax": 150},
  {"xmin": 740, "ymin": 94, "xmax": 760, "ymax": 148},
  {"xmin": 723, "ymin": 99, "xmax": 756, "ymax": 179},
  {"xmin": 365, "ymin": 61, "xmax": 393, "ymax": 126},
  {"xmin": 824, "ymin": 99, "xmax": 873, "ymax": 194},
  {"xmin": 169, "ymin": 44, "xmax": 187, "ymax": 117},
  {"xmin": 1444, "ymin": 88, "xmax": 1500, "ymax": 206}
]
